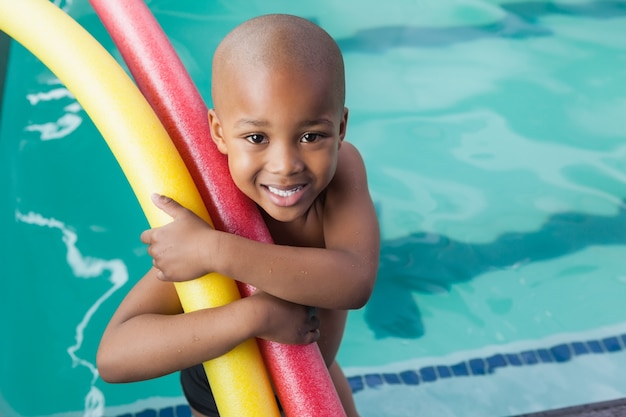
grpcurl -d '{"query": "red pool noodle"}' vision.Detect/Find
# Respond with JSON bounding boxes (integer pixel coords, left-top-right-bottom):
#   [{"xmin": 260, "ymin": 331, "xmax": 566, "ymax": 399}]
[{"xmin": 88, "ymin": 1, "xmax": 346, "ymax": 416}]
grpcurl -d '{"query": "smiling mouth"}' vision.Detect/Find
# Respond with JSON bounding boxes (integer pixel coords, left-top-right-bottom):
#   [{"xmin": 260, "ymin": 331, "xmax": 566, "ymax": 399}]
[{"xmin": 266, "ymin": 185, "xmax": 304, "ymax": 197}]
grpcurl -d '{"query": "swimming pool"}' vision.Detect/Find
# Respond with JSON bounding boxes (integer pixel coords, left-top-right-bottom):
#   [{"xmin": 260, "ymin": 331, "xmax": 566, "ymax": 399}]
[{"xmin": 1, "ymin": 1, "xmax": 626, "ymax": 416}]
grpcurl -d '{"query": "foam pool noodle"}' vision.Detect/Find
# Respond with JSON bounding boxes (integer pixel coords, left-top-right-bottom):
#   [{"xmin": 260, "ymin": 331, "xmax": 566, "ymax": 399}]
[
  {"xmin": 88, "ymin": 1, "xmax": 347, "ymax": 416},
  {"xmin": 0, "ymin": 0, "xmax": 280, "ymax": 415}
]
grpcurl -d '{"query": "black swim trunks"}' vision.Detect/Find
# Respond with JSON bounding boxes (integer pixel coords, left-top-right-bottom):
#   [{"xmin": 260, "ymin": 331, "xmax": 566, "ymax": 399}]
[
  {"xmin": 180, "ymin": 363, "xmax": 283, "ymax": 416},
  {"xmin": 180, "ymin": 364, "xmax": 220, "ymax": 417}
]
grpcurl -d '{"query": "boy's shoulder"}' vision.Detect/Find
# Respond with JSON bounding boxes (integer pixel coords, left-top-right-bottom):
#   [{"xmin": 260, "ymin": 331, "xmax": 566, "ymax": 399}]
[{"xmin": 328, "ymin": 141, "xmax": 368, "ymax": 193}]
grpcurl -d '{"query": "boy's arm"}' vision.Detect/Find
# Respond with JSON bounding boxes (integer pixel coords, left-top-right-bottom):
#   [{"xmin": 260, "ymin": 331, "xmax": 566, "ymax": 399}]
[
  {"xmin": 97, "ymin": 267, "xmax": 320, "ymax": 382},
  {"xmin": 144, "ymin": 143, "xmax": 380, "ymax": 310}
]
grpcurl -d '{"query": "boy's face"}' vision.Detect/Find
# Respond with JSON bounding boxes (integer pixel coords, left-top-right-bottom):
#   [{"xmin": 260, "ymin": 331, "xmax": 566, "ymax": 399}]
[{"xmin": 209, "ymin": 65, "xmax": 347, "ymax": 223}]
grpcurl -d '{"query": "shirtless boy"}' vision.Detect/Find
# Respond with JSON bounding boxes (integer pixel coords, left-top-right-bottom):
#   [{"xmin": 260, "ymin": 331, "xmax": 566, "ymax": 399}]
[{"xmin": 97, "ymin": 14, "xmax": 380, "ymax": 417}]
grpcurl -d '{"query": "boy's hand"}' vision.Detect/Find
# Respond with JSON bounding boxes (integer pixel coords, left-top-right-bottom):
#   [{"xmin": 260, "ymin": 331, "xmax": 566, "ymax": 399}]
[
  {"xmin": 249, "ymin": 291, "xmax": 320, "ymax": 345},
  {"xmin": 140, "ymin": 193, "xmax": 213, "ymax": 281}
]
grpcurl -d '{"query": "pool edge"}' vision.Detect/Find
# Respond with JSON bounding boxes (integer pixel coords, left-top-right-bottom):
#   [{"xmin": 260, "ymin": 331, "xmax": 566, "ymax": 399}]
[{"xmin": 513, "ymin": 397, "xmax": 626, "ymax": 417}]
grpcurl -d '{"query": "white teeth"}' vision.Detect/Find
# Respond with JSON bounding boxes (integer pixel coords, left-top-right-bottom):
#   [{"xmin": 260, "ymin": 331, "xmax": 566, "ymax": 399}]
[{"xmin": 267, "ymin": 185, "xmax": 302, "ymax": 197}]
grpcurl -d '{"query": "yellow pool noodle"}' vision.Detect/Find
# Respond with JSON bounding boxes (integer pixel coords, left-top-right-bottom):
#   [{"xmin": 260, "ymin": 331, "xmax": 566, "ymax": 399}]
[{"xmin": 0, "ymin": 0, "xmax": 280, "ymax": 415}]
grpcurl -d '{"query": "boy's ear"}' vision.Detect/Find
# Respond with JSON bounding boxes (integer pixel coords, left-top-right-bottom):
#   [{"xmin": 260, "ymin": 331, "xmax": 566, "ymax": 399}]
[
  {"xmin": 338, "ymin": 107, "xmax": 349, "ymax": 148},
  {"xmin": 208, "ymin": 109, "xmax": 228, "ymax": 155}
]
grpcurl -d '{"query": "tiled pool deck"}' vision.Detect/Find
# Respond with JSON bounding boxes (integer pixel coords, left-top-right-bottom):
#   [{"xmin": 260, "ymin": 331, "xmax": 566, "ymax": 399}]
[
  {"xmin": 109, "ymin": 332, "xmax": 626, "ymax": 417},
  {"xmin": 517, "ymin": 398, "xmax": 626, "ymax": 417}
]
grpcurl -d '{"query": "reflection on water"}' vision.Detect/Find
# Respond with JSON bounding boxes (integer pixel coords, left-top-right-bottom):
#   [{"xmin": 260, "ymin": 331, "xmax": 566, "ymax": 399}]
[
  {"xmin": 338, "ymin": 1, "xmax": 626, "ymax": 53},
  {"xmin": 368, "ymin": 202, "xmax": 626, "ymax": 339},
  {"xmin": 15, "ymin": 210, "xmax": 128, "ymax": 417},
  {"xmin": 453, "ymin": 110, "xmax": 626, "ymax": 209},
  {"xmin": 23, "ymin": 82, "xmax": 83, "ymax": 141}
]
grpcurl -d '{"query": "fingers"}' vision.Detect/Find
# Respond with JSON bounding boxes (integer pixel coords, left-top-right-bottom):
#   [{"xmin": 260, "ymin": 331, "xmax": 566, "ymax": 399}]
[
  {"xmin": 154, "ymin": 266, "xmax": 166, "ymax": 281},
  {"xmin": 140, "ymin": 193, "xmax": 185, "ymax": 245},
  {"xmin": 139, "ymin": 229, "xmax": 150, "ymax": 244},
  {"xmin": 139, "ymin": 194, "xmax": 179, "ymax": 245},
  {"xmin": 140, "ymin": 193, "xmax": 188, "ymax": 246},
  {"xmin": 241, "ymin": 292, "xmax": 321, "ymax": 345},
  {"xmin": 308, "ymin": 328, "xmax": 320, "ymax": 343},
  {"xmin": 150, "ymin": 193, "xmax": 183, "ymax": 218}
]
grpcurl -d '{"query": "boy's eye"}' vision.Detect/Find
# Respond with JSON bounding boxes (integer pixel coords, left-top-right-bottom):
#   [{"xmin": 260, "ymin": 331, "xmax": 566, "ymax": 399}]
[
  {"xmin": 301, "ymin": 133, "xmax": 322, "ymax": 143},
  {"xmin": 245, "ymin": 134, "xmax": 266, "ymax": 144}
]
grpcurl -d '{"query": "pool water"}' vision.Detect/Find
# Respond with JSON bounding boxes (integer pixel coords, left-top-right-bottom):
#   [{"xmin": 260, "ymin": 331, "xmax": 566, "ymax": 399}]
[{"xmin": 2, "ymin": 1, "xmax": 626, "ymax": 416}]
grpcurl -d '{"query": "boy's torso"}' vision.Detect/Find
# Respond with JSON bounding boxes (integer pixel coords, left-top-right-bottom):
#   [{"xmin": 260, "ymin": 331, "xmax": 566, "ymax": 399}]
[{"xmin": 262, "ymin": 188, "xmax": 346, "ymax": 366}]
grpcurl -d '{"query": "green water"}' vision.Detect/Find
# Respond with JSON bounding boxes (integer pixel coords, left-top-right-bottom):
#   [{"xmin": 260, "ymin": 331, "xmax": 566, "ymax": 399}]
[{"xmin": 2, "ymin": 1, "xmax": 626, "ymax": 416}]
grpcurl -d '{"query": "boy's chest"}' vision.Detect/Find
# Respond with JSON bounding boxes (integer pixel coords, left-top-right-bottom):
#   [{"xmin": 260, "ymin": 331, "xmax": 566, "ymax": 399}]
[{"xmin": 265, "ymin": 206, "xmax": 326, "ymax": 249}]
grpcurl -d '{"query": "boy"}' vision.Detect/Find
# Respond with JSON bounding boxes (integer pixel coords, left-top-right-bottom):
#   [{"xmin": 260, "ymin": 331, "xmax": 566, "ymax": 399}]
[{"xmin": 97, "ymin": 14, "xmax": 380, "ymax": 417}]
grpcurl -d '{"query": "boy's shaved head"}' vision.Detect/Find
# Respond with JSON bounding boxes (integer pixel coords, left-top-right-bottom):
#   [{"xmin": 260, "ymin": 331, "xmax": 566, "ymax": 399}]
[{"xmin": 212, "ymin": 14, "xmax": 345, "ymax": 112}]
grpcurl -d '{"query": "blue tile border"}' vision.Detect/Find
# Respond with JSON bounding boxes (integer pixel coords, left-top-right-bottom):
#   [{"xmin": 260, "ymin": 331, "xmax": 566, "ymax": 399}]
[
  {"xmin": 347, "ymin": 332, "xmax": 626, "ymax": 393},
  {"xmin": 112, "ymin": 405, "xmax": 192, "ymax": 417},
  {"xmin": 110, "ymin": 333, "xmax": 626, "ymax": 417}
]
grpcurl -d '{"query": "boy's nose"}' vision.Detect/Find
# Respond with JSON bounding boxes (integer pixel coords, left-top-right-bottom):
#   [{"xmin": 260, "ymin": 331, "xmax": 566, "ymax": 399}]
[{"xmin": 266, "ymin": 143, "xmax": 304, "ymax": 175}]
